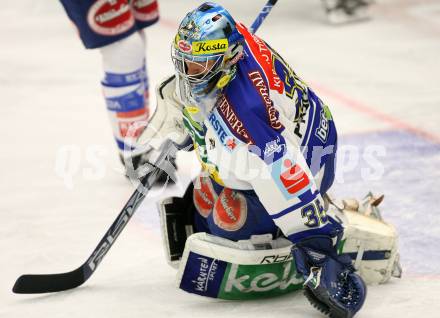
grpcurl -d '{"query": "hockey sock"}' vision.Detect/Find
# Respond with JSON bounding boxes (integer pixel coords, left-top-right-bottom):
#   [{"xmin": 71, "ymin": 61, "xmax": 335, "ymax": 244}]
[{"xmin": 100, "ymin": 32, "xmax": 149, "ymax": 153}]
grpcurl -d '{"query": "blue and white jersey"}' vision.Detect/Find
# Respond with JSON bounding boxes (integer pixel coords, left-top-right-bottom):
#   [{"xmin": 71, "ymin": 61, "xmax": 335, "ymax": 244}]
[{"xmin": 182, "ymin": 23, "xmax": 338, "ymax": 243}]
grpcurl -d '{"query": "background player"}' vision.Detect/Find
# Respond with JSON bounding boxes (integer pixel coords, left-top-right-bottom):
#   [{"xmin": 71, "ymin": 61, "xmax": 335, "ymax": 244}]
[
  {"xmin": 139, "ymin": 2, "xmax": 367, "ymax": 317},
  {"xmin": 59, "ymin": 0, "xmax": 159, "ymax": 168},
  {"xmin": 322, "ymin": 0, "xmax": 372, "ymax": 24}
]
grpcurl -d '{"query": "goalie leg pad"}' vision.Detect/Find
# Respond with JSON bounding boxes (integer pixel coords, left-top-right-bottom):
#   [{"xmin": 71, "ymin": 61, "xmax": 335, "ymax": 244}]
[
  {"xmin": 332, "ymin": 193, "xmax": 402, "ymax": 284},
  {"xmin": 176, "ymin": 233, "xmax": 304, "ymax": 300}
]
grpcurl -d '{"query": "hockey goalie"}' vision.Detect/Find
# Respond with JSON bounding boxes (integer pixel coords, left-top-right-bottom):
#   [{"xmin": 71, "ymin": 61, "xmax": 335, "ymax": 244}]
[{"xmin": 135, "ymin": 2, "xmax": 401, "ymax": 317}]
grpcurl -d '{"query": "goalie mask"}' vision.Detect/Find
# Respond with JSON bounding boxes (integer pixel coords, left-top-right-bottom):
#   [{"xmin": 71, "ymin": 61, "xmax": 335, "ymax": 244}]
[{"xmin": 171, "ymin": 2, "xmax": 244, "ymax": 108}]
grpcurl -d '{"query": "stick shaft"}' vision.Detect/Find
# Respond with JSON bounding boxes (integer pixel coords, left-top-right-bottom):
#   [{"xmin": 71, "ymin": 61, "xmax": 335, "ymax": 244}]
[{"xmin": 250, "ymin": 0, "xmax": 279, "ymax": 34}]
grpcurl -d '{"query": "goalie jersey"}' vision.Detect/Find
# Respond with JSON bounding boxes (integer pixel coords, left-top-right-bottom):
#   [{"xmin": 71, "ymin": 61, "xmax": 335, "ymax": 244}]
[{"xmin": 181, "ymin": 23, "xmax": 339, "ymax": 244}]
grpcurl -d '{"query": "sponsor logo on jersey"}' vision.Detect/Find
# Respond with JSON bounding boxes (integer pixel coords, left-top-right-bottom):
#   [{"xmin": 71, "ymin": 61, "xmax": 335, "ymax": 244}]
[
  {"xmin": 264, "ymin": 136, "xmax": 285, "ymax": 159},
  {"xmin": 248, "ymin": 70, "xmax": 284, "ymax": 131},
  {"xmin": 208, "ymin": 111, "xmax": 241, "ymax": 152},
  {"xmin": 132, "ymin": 0, "xmax": 159, "ymax": 22},
  {"xmin": 193, "ymin": 176, "xmax": 217, "ymax": 218},
  {"xmin": 192, "ymin": 39, "xmax": 228, "ymax": 55},
  {"xmin": 226, "ymin": 137, "xmax": 237, "ymax": 150},
  {"xmin": 279, "ymin": 159, "xmax": 310, "ymax": 195},
  {"xmin": 315, "ymin": 108, "xmax": 330, "ymax": 143},
  {"xmin": 208, "ymin": 112, "xmax": 229, "ymax": 144},
  {"xmin": 178, "ymin": 40, "xmax": 192, "ymax": 53},
  {"xmin": 271, "ymin": 155, "xmax": 311, "ymax": 199},
  {"xmin": 216, "ymin": 96, "xmax": 252, "ymax": 144},
  {"xmin": 87, "ymin": 0, "xmax": 135, "ymax": 36},
  {"xmin": 213, "ymin": 188, "xmax": 247, "ymax": 231},
  {"xmin": 293, "ymin": 101, "xmax": 310, "ymax": 139}
]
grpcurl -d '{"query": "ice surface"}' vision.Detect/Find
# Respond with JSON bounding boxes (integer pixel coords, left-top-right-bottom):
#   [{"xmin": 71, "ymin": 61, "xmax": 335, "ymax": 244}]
[{"xmin": 1, "ymin": 0, "xmax": 440, "ymax": 317}]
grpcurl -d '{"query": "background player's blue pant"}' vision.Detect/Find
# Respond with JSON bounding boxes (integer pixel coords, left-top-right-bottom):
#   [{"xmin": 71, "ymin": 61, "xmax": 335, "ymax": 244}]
[{"xmin": 59, "ymin": 0, "xmax": 159, "ymax": 49}]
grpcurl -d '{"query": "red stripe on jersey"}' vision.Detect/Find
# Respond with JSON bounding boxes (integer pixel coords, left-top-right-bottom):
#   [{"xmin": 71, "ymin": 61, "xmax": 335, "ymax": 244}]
[{"xmin": 236, "ymin": 22, "xmax": 284, "ymax": 94}]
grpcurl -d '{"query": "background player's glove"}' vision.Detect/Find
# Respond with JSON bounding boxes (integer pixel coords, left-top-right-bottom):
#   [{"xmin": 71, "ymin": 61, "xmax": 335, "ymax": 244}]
[{"xmin": 292, "ymin": 236, "xmax": 367, "ymax": 318}]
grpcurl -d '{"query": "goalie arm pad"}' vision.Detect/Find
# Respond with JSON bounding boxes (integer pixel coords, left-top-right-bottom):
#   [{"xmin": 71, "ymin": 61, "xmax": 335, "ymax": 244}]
[{"xmin": 137, "ymin": 75, "xmax": 189, "ymax": 152}]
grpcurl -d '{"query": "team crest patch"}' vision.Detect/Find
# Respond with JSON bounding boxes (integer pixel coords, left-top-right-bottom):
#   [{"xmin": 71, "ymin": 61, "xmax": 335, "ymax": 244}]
[
  {"xmin": 132, "ymin": 0, "xmax": 159, "ymax": 22},
  {"xmin": 213, "ymin": 188, "xmax": 247, "ymax": 231},
  {"xmin": 87, "ymin": 0, "xmax": 135, "ymax": 36},
  {"xmin": 193, "ymin": 176, "xmax": 217, "ymax": 218}
]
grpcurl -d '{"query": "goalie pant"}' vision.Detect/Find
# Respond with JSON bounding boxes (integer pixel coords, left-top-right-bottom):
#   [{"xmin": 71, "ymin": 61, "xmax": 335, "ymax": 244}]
[{"xmin": 59, "ymin": 0, "xmax": 159, "ymax": 152}]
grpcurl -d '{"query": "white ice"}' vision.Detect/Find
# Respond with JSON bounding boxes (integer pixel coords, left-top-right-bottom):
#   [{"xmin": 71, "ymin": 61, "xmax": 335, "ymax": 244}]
[{"xmin": 1, "ymin": 0, "xmax": 440, "ymax": 317}]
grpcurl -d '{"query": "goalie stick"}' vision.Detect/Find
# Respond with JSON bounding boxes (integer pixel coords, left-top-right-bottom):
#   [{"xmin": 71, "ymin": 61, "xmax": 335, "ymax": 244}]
[
  {"xmin": 13, "ymin": 139, "xmax": 178, "ymax": 294},
  {"xmin": 12, "ymin": 0, "xmax": 279, "ymax": 294},
  {"xmin": 250, "ymin": 0, "xmax": 278, "ymax": 34}
]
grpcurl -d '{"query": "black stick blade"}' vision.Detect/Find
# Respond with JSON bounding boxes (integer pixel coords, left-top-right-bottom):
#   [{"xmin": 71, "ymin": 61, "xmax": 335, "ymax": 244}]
[{"xmin": 13, "ymin": 267, "xmax": 86, "ymax": 294}]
